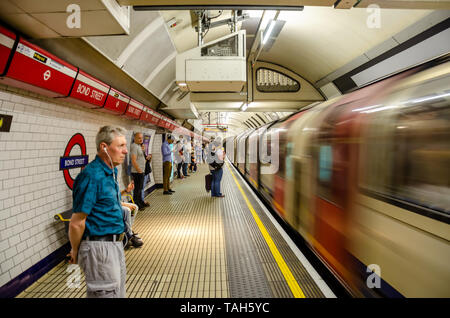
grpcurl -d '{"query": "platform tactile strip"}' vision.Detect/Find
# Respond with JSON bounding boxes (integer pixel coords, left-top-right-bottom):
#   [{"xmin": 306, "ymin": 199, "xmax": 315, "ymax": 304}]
[{"xmin": 223, "ymin": 163, "xmax": 325, "ymax": 298}]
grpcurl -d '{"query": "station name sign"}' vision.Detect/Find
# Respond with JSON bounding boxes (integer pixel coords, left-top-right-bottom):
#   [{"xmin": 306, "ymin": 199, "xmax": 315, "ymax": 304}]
[{"xmin": 59, "ymin": 155, "xmax": 89, "ymax": 170}]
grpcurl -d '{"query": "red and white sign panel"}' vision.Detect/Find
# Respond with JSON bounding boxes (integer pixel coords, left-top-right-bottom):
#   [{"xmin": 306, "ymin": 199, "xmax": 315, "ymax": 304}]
[
  {"xmin": 68, "ymin": 70, "xmax": 109, "ymax": 108},
  {"xmin": 171, "ymin": 121, "xmax": 178, "ymax": 131},
  {"xmin": 0, "ymin": 26, "xmax": 16, "ymax": 75},
  {"xmin": 124, "ymin": 98, "xmax": 144, "ymax": 120},
  {"xmin": 140, "ymin": 107, "xmax": 156, "ymax": 124},
  {"xmin": 159, "ymin": 116, "xmax": 170, "ymax": 129},
  {"xmin": 172, "ymin": 122, "xmax": 180, "ymax": 132},
  {"xmin": 148, "ymin": 109, "xmax": 160, "ymax": 126},
  {"xmin": 157, "ymin": 114, "xmax": 168, "ymax": 128},
  {"xmin": 101, "ymin": 87, "xmax": 130, "ymax": 115},
  {"xmin": 2, "ymin": 38, "xmax": 77, "ymax": 97}
]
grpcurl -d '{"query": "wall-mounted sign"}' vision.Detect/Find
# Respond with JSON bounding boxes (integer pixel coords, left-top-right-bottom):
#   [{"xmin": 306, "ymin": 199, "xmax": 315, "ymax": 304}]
[
  {"xmin": 61, "ymin": 133, "xmax": 88, "ymax": 190},
  {"xmin": 0, "ymin": 114, "xmax": 12, "ymax": 132},
  {"xmin": 60, "ymin": 155, "xmax": 88, "ymax": 170}
]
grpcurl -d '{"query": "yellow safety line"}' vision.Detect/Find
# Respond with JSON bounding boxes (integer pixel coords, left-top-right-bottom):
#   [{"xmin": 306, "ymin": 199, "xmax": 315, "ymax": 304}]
[{"xmin": 226, "ymin": 162, "xmax": 306, "ymax": 298}]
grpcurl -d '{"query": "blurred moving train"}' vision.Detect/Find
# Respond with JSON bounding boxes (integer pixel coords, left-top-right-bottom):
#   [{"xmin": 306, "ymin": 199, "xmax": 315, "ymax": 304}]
[{"xmin": 226, "ymin": 56, "xmax": 450, "ymax": 297}]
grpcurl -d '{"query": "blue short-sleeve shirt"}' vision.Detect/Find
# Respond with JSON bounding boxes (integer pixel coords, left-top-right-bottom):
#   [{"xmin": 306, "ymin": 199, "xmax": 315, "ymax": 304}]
[{"xmin": 72, "ymin": 155, "xmax": 124, "ymax": 237}]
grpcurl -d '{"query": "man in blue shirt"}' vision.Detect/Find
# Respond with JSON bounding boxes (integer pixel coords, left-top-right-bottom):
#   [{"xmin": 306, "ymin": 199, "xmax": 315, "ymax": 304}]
[
  {"xmin": 161, "ymin": 134, "xmax": 175, "ymax": 195},
  {"xmin": 67, "ymin": 126, "xmax": 128, "ymax": 298}
]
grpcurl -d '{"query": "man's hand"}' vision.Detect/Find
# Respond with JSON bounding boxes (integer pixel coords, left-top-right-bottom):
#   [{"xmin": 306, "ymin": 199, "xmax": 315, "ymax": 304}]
[
  {"xmin": 122, "ymin": 202, "xmax": 136, "ymax": 212},
  {"xmin": 67, "ymin": 248, "xmax": 78, "ymax": 264},
  {"xmin": 126, "ymin": 181, "xmax": 134, "ymax": 193},
  {"xmin": 68, "ymin": 212, "xmax": 87, "ymax": 265}
]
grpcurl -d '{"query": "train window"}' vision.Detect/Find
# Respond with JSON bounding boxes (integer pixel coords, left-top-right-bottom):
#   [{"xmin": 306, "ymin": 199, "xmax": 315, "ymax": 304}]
[
  {"xmin": 285, "ymin": 142, "xmax": 294, "ymax": 179},
  {"xmin": 361, "ymin": 76, "xmax": 450, "ymax": 218},
  {"xmin": 390, "ymin": 105, "xmax": 450, "ymax": 214},
  {"xmin": 319, "ymin": 145, "xmax": 332, "ymax": 183},
  {"xmin": 256, "ymin": 68, "xmax": 300, "ymax": 93}
]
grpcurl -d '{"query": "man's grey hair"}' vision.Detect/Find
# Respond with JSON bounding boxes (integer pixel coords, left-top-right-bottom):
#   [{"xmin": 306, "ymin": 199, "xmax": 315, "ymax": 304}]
[
  {"xmin": 213, "ymin": 136, "xmax": 222, "ymax": 147},
  {"xmin": 96, "ymin": 126, "xmax": 127, "ymax": 151}
]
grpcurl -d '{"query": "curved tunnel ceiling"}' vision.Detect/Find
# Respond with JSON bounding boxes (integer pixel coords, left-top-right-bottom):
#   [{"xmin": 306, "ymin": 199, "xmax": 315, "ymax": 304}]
[
  {"xmin": 162, "ymin": 7, "xmax": 433, "ymax": 84},
  {"xmin": 83, "ymin": 6, "xmax": 435, "ymax": 103},
  {"xmin": 0, "ymin": 1, "xmax": 446, "ymax": 134},
  {"xmin": 160, "ymin": 6, "xmax": 436, "ymax": 134}
]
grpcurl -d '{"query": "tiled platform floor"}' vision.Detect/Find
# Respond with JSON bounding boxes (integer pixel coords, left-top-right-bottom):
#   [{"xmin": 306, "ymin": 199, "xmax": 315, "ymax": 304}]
[{"xmin": 17, "ymin": 162, "xmax": 330, "ymax": 298}]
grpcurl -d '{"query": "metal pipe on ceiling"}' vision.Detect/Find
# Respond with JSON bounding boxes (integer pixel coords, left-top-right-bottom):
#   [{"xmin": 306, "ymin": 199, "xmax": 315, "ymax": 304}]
[{"xmin": 133, "ymin": 6, "xmax": 304, "ymax": 11}]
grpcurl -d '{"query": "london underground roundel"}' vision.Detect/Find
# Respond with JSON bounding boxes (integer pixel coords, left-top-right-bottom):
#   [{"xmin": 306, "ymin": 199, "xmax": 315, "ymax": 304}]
[{"xmin": 60, "ymin": 133, "xmax": 89, "ymax": 190}]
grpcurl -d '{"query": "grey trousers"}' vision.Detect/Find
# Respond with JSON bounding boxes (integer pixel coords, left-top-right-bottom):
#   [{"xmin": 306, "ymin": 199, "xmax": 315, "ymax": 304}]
[
  {"xmin": 122, "ymin": 204, "xmax": 138, "ymax": 238},
  {"xmin": 78, "ymin": 240, "xmax": 126, "ymax": 298}
]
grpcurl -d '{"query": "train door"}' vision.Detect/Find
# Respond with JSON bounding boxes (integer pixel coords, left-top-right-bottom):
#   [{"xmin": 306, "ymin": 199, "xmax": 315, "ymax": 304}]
[
  {"xmin": 237, "ymin": 130, "xmax": 253, "ymax": 175},
  {"xmin": 312, "ymin": 105, "xmax": 352, "ymax": 281},
  {"xmin": 272, "ymin": 113, "xmax": 304, "ymax": 218},
  {"xmin": 245, "ymin": 134, "xmax": 252, "ymax": 177},
  {"xmin": 236, "ymin": 132, "xmax": 247, "ymax": 174},
  {"xmin": 259, "ymin": 127, "xmax": 275, "ymax": 203},
  {"xmin": 292, "ymin": 157, "xmax": 315, "ymax": 241},
  {"xmin": 248, "ymin": 127, "xmax": 264, "ymax": 189}
]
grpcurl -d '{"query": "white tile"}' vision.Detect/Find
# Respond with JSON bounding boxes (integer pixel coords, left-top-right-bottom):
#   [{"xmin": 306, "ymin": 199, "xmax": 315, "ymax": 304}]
[
  {"xmin": 0, "ymin": 270, "xmax": 12, "ymax": 287},
  {"xmin": 8, "ymin": 264, "xmax": 22, "ymax": 279},
  {"xmin": 4, "ymin": 246, "xmax": 17, "ymax": 260},
  {"xmin": 0, "ymin": 239, "xmax": 9, "ymax": 253},
  {"xmin": 4, "ymin": 198, "xmax": 14, "ymax": 209},
  {"xmin": 13, "ymin": 252, "xmax": 25, "ymax": 266},
  {"xmin": 5, "ymin": 215, "xmax": 17, "ymax": 228}
]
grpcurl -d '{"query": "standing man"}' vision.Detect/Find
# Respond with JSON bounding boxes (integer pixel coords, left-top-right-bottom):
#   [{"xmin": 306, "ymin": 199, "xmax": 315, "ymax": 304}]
[
  {"xmin": 182, "ymin": 138, "xmax": 190, "ymax": 177},
  {"xmin": 207, "ymin": 137, "xmax": 225, "ymax": 198},
  {"xmin": 161, "ymin": 134, "xmax": 175, "ymax": 195},
  {"xmin": 67, "ymin": 125, "xmax": 128, "ymax": 298},
  {"xmin": 130, "ymin": 132, "xmax": 148, "ymax": 209},
  {"xmin": 195, "ymin": 142, "xmax": 202, "ymax": 164}
]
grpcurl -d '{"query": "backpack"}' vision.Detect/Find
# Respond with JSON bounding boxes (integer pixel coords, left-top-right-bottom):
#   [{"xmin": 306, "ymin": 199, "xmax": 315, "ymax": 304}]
[{"xmin": 209, "ymin": 151, "xmax": 224, "ymax": 171}]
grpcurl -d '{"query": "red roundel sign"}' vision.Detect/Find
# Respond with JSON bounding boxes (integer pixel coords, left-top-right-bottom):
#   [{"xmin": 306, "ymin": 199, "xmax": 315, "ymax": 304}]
[{"xmin": 60, "ymin": 133, "xmax": 89, "ymax": 190}]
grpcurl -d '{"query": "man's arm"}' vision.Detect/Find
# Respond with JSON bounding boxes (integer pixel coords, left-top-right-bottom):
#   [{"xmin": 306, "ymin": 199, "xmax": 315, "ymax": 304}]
[
  {"xmin": 67, "ymin": 212, "xmax": 87, "ymax": 264},
  {"xmin": 131, "ymin": 153, "xmax": 142, "ymax": 173}
]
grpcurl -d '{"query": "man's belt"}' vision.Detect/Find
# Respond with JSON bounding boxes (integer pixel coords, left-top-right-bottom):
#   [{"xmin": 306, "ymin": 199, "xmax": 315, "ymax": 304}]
[{"xmin": 84, "ymin": 233, "xmax": 125, "ymax": 242}]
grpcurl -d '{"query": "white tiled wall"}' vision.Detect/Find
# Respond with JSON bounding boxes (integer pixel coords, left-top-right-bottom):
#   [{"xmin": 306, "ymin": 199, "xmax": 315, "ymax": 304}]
[
  {"xmin": 0, "ymin": 84, "xmax": 157, "ymax": 288},
  {"xmin": 152, "ymin": 134, "xmax": 163, "ymax": 184}
]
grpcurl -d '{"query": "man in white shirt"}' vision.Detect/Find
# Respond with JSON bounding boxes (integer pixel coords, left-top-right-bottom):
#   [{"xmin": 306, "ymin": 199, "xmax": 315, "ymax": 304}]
[{"xmin": 130, "ymin": 132, "xmax": 148, "ymax": 209}]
